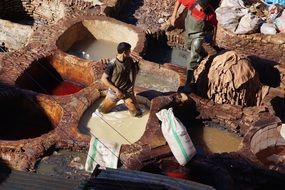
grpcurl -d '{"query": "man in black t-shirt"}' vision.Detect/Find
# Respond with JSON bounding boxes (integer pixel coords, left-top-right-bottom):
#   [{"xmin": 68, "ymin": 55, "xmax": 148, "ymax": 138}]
[{"xmin": 98, "ymin": 42, "xmax": 142, "ymax": 117}]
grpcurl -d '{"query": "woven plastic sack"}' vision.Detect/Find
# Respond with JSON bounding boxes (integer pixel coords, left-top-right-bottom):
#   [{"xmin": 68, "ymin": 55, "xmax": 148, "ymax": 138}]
[
  {"xmin": 85, "ymin": 137, "xmax": 121, "ymax": 172},
  {"xmin": 220, "ymin": 0, "xmax": 246, "ymax": 8},
  {"xmin": 235, "ymin": 13, "xmax": 262, "ymax": 34},
  {"xmin": 281, "ymin": 123, "xmax": 285, "ymax": 139},
  {"xmin": 215, "ymin": 7, "xmax": 247, "ymax": 33},
  {"xmin": 156, "ymin": 108, "xmax": 196, "ymax": 166},
  {"xmin": 275, "ymin": 11, "xmax": 285, "ymax": 32},
  {"xmin": 261, "ymin": 23, "xmax": 277, "ymax": 34}
]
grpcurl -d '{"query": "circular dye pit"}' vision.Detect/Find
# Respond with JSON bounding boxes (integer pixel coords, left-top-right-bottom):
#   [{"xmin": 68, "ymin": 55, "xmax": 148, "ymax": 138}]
[
  {"xmin": 15, "ymin": 57, "xmax": 90, "ymax": 95},
  {"xmin": 189, "ymin": 121, "xmax": 242, "ymax": 155},
  {"xmin": 251, "ymin": 124, "xmax": 285, "ymax": 172},
  {"xmin": 174, "ymin": 104, "xmax": 242, "ymax": 155},
  {"xmin": 51, "ymin": 81, "xmax": 84, "ymax": 96},
  {"xmin": 144, "ymin": 44, "xmax": 188, "ymax": 67},
  {"xmin": 57, "ymin": 19, "xmax": 140, "ymax": 61},
  {"xmin": 0, "ymin": 95, "xmax": 59, "ymax": 140},
  {"xmin": 79, "ymin": 97, "xmax": 149, "ymax": 145}
]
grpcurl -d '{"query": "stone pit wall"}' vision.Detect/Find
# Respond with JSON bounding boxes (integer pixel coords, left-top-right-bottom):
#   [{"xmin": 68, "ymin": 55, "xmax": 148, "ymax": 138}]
[
  {"xmin": 0, "ymin": 19, "xmax": 33, "ymax": 50},
  {"xmin": 0, "ymin": 0, "xmax": 130, "ymax": 51},
  {"xmin": 0, "ymin": 15, "xmax": 136, "ymax": 170},
  {"xmin": 216, "ymin": 25, "xmax": 285, "ymax": 90},
  {"xmin": 0, "ymin": 14, "xmax": 146, "ymax": 85},
  {"xmin": 0, "ymin": 0, "xmax": 77, "ymax": 24},
  {"xmin": 0, "ymin": 0, "xmax": 127, "ymax": 25},
  {"xmin": 216, "ymin": 25, "xmax": 285, "ymax": 64}
]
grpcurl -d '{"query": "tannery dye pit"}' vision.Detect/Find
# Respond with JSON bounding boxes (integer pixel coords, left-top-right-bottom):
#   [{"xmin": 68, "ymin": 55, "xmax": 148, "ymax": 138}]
[
  {"xmin": 68, "ymin": 39, "xmax": 117, "ymax": 61},
  {"xmin": 0, "ymin": 94, "xmax": 55, "ymax": 140},
  {"xmin": 50, "ymin": 80, "xmax": 84, "ymax": 96},
  {"xmin": 15, "ymin": 57, "xmax": 88, "ymax": 95},
  {"xmin": 144, "ymin": 41, "xmax": 189, "ymax": 67},
  {"xmin": 1, "ymin": 0, "xmax": 285, "ymax": 189},
  {"xmin": 189, "ymin": 122, "xmax": 242, "ymax": 155},
  {"xmin": 79, "ymin": 97, "xmax": 149, "ymax": 145}
]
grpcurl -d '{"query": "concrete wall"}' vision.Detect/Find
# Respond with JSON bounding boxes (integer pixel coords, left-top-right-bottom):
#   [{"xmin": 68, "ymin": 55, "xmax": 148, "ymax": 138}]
[{"xmin": 251, "ymin": 124, "xmax": 285, "ymax": 154}]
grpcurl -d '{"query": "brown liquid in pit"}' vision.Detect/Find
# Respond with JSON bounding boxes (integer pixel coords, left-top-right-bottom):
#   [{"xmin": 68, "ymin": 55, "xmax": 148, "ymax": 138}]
[{"xmin": 189, "ymin": 124, "xmax": 242, "ymax": 154}]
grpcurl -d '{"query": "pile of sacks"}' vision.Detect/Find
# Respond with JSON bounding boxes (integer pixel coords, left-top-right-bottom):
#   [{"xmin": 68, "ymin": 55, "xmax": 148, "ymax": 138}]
[
  {"xmin": 216, "ymin": 0, "xmax": 285, "ymax": 35},
  {"xmin": 194, "ymin": 51, "xmax": 269, "ymax": 106}
]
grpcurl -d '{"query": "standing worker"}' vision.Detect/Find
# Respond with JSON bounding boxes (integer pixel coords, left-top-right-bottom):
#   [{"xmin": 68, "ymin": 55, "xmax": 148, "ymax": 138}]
[
  {"xmin": 170, "ymin": 0, "xmax": 217, "ymax": 93},
  {"xmin": 99, "ymin": 42, "xmax": 143, "ymax": 117}
]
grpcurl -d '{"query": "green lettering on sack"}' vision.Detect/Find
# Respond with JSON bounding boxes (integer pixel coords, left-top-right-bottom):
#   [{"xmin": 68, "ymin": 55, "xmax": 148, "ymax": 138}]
[
  {"xmin": 167, "ymin": 111, "xmax": 190, "ymax": 163},
  {"xmin": 89, "ymin": 137, "xmax": 98, "ymax": 169}
]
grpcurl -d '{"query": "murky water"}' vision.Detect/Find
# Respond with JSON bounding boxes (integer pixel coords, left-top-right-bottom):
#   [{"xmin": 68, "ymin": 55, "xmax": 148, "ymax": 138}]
[
  {"xmin": 79, "ymin": 98, "xmax": 149, "ymax": 145},
  {"xmin": 136, "ymin": 72, "xmax": 178, "ymax": 92},
  {"xmin": 36, "ymin": 149, "xmax": 89, "ymax": 181},
  {"xmin": 189, "ymin": 122, "xmax": 242, "ymax": 154},
  {"xmin": 144, "ymin": 42, "xmax": 188, "ymax": 67},
  {"xmin": 68, "ymin": 39, "xmax": 117, "ymax": 61}
]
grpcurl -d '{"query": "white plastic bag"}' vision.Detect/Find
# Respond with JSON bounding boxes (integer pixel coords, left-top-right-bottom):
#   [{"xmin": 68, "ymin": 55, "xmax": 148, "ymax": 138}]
[
  {"xmin": 215, "ymin": 7, "xmax": 247, "ymax": 33},
  {"xmin": 275, "ymin": 10, "xmax": 285, "ymax": 33},
  {"xmin": 280, "ymin": 123, "xmax": 285, "ymax": 139},
  {"xmin": 268, "ymin": 4, "xmax": 284, "ymax": 22},
  {"xmin": 235, "ymin": 13, "xmax": 262, "ymax": 34},
  {"xmin": 85, "ymin": 137, "xmax": 121, "ymax": 172},
  {"xmin": 260, "ymin": 23, "xmax": 277, "ymax": 34},
  {"xmin": 156, "ymin": 108, "xmax": 196, "ymax": 166},
  {"xmin": 220, "ymin": 0, "xmax": 246, "ymax": 8}
]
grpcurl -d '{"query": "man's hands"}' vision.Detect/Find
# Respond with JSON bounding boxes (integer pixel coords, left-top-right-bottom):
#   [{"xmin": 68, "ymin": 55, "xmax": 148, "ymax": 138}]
[
  {"xmin": 114, "ymin": 88, "xmax": 125, "ymax": 99},
  {"xmin": 170, "ymin": 15, "xmax": 176, "ymax": 26},
  {"xmin": 170, "ymin": 1, "xmax": 181, "ymax": 27}
]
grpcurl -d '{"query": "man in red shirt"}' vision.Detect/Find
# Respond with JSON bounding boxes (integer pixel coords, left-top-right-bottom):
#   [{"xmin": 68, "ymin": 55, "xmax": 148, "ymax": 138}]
[{"xmin": 170, "ymin": 0, "xmax": 217, "ymax": 93}]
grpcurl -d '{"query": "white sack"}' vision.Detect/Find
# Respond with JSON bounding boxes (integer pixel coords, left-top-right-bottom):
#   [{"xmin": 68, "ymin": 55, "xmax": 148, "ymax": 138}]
[
  {"xmin": 260, "ymin": 23, "xmax": 277, "ymax": 35},
  {"xmin": 156, "ymin": 108, "xmax": 196, "ymax": 166},
  {"xmin": 235, "ymin": 13, "xmax": 262, "ymax": 34},
  {"xmin": 275, "ymin": 11, "xmax": 285, "ymax": 33},
  {"xmin": 220, "ymin": 0, "xmax": 246, "ymax": 8},
  {"xmin": 85, "ymin": 137, "xmax": 121, "ymax": 172},
  {"xmin": 281, "ymin": 123, "xmax": 285, "ymax": 139},
  {"xmin": 215, "ymin": 7, "xmax": 247, "ymax": 33}
]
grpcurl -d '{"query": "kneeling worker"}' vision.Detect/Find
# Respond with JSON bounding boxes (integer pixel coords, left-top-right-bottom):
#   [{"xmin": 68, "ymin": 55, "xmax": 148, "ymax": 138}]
[{"xmin": 98, "ymin": 42, "xmax": 142, "ymax": 117}]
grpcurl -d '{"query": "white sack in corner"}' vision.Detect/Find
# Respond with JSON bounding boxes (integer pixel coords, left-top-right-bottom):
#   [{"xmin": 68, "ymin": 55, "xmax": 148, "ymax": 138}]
[
  {"xmin": 275, "ymin": 10, "xmax": 285, "ymax": 33},
  {"xmin": 260, "ymin": 23, "xmax": 277, "ymax": 35},
  {"xmin": 220, "ymin": 0, "xmax": 246, "ymax": 8},
  {"xmin": 281, "ymin": 123, "xmax": 285, "ymax": 139},
  {"xmin": 215, "ymin": 7, "xmax": 248, "ymax": 33},
  {"xmin": 85, "ymin": 137, "xmax": 121, "ymax": 172},
  {"xmin": 235, "ymin": 13, "xmax": 262, "ymax": 34},
  {"xmin": 156, "ymin": 108, "xmax": 196, "ymax": 166}
]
